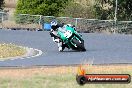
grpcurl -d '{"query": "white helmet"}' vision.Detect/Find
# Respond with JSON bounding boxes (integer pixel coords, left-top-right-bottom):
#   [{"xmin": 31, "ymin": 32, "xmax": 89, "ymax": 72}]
[{"xmin": 51, "ymin": 20, "xmax": 57, "ymax": 26}]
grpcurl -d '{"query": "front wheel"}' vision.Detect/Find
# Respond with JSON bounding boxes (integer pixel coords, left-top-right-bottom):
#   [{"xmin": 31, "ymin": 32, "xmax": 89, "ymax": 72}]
[{"xmin": 72, "ymin": 39, "xmax": 86, "ymax": 51}]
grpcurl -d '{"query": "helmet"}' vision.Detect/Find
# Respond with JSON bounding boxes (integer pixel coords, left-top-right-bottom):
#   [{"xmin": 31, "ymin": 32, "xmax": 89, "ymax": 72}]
[{"xmin": 51, "ymin": 20, "xmax": 57, "ymax": 26}]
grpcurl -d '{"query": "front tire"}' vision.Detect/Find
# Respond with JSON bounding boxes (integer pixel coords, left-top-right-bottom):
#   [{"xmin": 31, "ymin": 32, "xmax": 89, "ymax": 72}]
[{"xmin": 72, "ymin": 39, "xmax": 86, "ymax": 51}]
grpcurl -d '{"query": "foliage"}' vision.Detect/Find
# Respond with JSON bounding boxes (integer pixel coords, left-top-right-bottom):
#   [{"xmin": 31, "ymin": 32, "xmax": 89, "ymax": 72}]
[
  {"xmin": 61, "ymin": 0, "xmax": 95, "ymax": 18},
  {"xmin": 94, "ymin": 0, "xmax": 114, "ymax": 20},
  {"xmin": 15, "ymin": 0, "xmax": 132, "ymax": 21},
  {"xmin": 0, "ymin": 0, "xmax": 4, "ymax": 10},
  {"xmin": 117, "ymin": 0, "xmax": 132, "ymax": 21},
  {"xmin": 15, "ymin": 0, "xmax": 70, "ymax": 16},
  {"xmin": 94, "ymin": 0, "xmax": 132, "ymax": 21}
]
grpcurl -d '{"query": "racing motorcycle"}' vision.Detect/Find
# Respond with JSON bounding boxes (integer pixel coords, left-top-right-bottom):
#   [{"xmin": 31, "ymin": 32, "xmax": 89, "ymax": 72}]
[{"xmin": 57, "ymin": 25, "xmax": 86, "ymax": 51}]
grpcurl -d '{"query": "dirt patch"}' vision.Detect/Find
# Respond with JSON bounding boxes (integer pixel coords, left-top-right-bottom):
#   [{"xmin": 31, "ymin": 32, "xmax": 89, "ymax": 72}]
[
  {"xmin": 0, "ymin": 43, "xmax": 26, "ymax": 59},
  {"xmin": 0, "ymin": 65, "xmax": 131, "ymax": 78}
]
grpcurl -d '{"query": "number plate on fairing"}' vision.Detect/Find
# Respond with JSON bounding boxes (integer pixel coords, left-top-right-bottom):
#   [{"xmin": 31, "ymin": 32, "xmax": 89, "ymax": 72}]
[{"xmin": 64, "ymin": 30, "xmax": 72, "ymax": 38}]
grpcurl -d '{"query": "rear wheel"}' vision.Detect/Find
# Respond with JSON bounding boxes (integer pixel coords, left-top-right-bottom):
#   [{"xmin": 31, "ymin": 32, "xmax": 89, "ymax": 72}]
[{"xmin": 72, "ymin": 39, "xmax": 86, "ymax": 51}]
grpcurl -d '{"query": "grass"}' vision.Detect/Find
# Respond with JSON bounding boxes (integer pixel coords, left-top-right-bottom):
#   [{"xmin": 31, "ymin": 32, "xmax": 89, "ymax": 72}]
[
  {"xmin": 0, "ymin": 43, "xmax": 26, "ymax": 59},
  {"xmin": 0, "ymin": 65, "xmax": 131, "ymax": 88}
]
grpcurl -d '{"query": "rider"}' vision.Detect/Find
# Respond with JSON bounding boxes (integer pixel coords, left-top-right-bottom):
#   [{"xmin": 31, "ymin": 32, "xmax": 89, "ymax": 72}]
[{"xmin": 49, "ymin": 20, "xmax": 66, "ymax": 52}]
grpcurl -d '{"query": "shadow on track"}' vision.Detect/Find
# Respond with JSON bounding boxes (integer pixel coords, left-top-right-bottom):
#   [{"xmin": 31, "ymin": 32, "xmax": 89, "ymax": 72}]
[{"xmin": 61, "ymin": 50, "xmax": 87, "ymax": 53}]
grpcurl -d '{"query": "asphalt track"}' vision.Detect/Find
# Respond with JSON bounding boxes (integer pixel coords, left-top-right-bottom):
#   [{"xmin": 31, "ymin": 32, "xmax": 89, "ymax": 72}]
[{"xmin": 0, "ymin": 29, "xmax": 132, "ymax": 67}]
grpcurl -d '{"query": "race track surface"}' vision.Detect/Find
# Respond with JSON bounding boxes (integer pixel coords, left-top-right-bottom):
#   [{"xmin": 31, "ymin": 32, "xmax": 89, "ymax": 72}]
[{"xmin": 0, "ymin": 29, "xmax": 132, "ymax": 66}]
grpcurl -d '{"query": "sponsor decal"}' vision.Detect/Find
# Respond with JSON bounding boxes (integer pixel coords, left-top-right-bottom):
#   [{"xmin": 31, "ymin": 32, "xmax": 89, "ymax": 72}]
[{"xmin": 76, "ymin": 65, "xmax": 131, "ymax": 85}]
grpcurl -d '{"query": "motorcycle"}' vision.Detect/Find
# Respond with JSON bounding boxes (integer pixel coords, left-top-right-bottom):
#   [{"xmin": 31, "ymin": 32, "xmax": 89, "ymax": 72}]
[{"xmin": 57, "ymin": 25, "xmax": 86, "ymax": 51}]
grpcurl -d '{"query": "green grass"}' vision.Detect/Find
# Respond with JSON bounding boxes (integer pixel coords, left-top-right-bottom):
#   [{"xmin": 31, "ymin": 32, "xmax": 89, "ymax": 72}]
[{"xmin": 0, "ymin": 70, "xmax": 131, "ymax": 88}]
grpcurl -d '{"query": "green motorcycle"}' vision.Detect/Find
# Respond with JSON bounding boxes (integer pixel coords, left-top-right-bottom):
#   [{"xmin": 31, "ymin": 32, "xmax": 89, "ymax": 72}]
[{"xmin": 57, "ymin": 25, "xmax": 86, "ymax": 51}]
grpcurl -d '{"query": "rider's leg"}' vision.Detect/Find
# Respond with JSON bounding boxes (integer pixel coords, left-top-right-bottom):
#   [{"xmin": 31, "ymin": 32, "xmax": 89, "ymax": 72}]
[
  {"xmin": 57, "ymin": 41, "xmax": 63, "ymax": 52},
  {"xmin": 57, "ymin": 41, "xmax": 67, "ymax": 52},
  {"xmin": 52, "ymin": 37, "xmax": 66, "ymax": 52}
]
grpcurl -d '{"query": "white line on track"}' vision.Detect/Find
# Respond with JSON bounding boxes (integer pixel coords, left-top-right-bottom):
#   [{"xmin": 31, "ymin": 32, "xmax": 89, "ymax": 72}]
[{"xmin": 0, "ymin": 46, "xmax": 43, "ymax": 61}]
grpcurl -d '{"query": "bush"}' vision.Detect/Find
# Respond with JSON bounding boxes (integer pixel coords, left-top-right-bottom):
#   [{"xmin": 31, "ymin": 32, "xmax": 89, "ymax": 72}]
[
  {"xmin": 0, "ymin": 0, "xmax": 4, "ymax": 10},
  {"xmin": 61, "ymin": 0, "xmax": 95, "ymax": 18},
  {"xmin": 15, "ymin": 0, "xmax": 70, "ymax": 16}
]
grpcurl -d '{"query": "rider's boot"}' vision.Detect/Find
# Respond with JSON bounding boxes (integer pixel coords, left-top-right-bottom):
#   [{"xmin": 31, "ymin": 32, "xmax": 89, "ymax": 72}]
[{"xmin": 58, "ymin": 42, "xmax": 63, "ymax": 52}]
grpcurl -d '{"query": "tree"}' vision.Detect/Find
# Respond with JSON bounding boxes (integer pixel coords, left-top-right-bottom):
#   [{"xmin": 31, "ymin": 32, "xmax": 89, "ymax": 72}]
[
  {"xmin": 94, "ymin": 0, "xmax": 114, "ymax": 20},
  {"xmin": 16, "ymin": 0, "xmax": 70, "ymax": 16},
  {"xmin": 117, "ymin": 0, "xmax": 132, "ymax": 20},
  {"xmin": 94, "ymin": 0, "xmax": 132, "ymax": 21},
  {"xmin": 0, "ymin": 0, "xmax": 4, "ymax": 10},
  {"xmin": 61, "ymin": 0, "xmax": 95, "ymax": 18}
]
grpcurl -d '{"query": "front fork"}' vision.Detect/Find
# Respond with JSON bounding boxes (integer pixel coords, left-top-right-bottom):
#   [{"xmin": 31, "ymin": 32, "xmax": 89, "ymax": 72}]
[{"xmin": 70, "ymin": 36, "xmax": 81, "ymax": 48}]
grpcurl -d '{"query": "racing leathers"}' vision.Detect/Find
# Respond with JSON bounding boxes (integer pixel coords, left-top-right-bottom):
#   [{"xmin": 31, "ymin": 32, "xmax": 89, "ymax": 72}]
[{"xmin": 50, "ymin": 24, "xmax": 66, "ymax": 52}]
